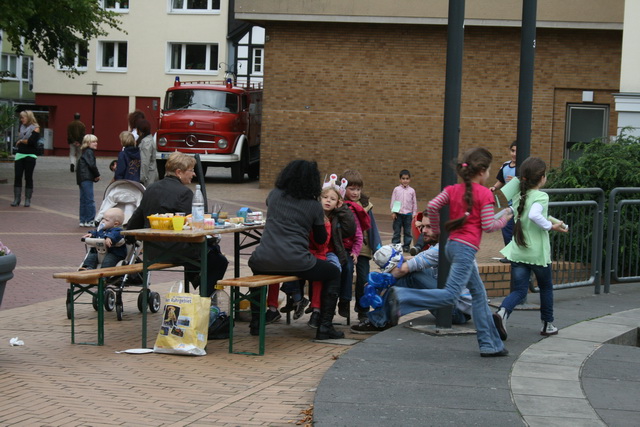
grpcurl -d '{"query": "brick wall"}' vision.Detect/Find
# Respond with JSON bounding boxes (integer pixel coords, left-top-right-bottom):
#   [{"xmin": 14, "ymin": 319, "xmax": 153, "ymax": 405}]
[{"xmin": 259, "ymin": 22, "xmax": 621, "ymax": 201}]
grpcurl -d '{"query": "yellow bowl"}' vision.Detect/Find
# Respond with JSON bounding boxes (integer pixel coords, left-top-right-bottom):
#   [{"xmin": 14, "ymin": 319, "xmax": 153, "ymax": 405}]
[{"xmin": 148, "ymin": 215, "xmax": 173, "ymax": 230}]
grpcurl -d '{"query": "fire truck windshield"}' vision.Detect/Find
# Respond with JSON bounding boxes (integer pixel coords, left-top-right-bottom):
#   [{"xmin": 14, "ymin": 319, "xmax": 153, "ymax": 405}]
[{"xmin": 165, "ymin": 89, "xmax": 239, "ymax": 113}]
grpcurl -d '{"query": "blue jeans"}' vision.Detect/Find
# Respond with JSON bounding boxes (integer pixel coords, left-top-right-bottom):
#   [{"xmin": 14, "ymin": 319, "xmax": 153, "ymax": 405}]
[
  {"xmin": 501, "ymin": 262, "xmax": 554, "ymax": 323},
  {"xmin": 369, "ymin": 240, "xmax": 504, "ymax": 354},
  {"xmin": 367, "ymin": 268, "xmax": 470, "ymax": 326},
  {"xmin": 501, "ymin": 217, "xmax": 515, "ymax": 245},
  {"xmin": 82, "ymin": 249, "xmax": 125, "ymax": 270},
  {"xmin": 339, "ymin": 255, "xmax": 355, "ymax": 301},
  {"xmin": 392, "ymin": 213, "xmax": 413, "ymax": 250},
  {"xmin": 79, "ymin": 180, "xmax": 95, "ymax": 223}
]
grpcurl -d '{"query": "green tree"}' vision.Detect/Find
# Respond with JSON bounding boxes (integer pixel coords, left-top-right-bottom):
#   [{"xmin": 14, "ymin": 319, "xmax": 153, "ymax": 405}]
[{"xmin": 0, "ymin": 0, "xmax": 122, "ymax": 74}]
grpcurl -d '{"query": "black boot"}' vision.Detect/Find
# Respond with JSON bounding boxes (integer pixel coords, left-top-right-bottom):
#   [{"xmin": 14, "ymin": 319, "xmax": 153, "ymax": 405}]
[
  {"xmin": 10, "ymin": 187, "xmax": 21, "ymax": 207},
  {"xmin": 24, "ymin": 188, "xmax": 32, "ymax": 207},
  {"xmin": 316, "ymin": 290, "xmax": 344, "ymax": 340}
]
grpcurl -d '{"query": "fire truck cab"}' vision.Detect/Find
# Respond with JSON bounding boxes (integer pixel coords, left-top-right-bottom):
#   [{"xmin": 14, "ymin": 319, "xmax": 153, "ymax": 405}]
[{"xmin": 156, "ymin": 78, "xmax": 263, "ymax": 182}]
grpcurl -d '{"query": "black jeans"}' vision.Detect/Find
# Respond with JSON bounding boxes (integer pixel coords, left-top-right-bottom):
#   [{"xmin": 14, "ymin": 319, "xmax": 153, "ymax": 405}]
[{"xmin": 14, "ymin": 156, "xmax": 36, "ymax": 188}]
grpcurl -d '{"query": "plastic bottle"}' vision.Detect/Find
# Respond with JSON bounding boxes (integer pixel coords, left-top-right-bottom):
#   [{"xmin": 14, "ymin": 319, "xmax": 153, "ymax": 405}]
[
  {"xmin": 191, "ymin": 184, "xmax": 205, "ymax": 230},
  {"xmin": 209, "ymin": 285, "xmax": 230, "ymax": 327}
]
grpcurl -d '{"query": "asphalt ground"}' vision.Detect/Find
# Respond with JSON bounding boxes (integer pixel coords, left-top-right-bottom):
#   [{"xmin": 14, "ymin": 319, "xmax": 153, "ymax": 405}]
[{"xmin": 1, "ymin": 156, "xmax": 638, "ymax": 426}]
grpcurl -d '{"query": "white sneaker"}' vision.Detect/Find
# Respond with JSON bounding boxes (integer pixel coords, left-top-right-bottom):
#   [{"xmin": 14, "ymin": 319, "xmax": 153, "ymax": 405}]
[
  {"xmin": 540, "ymin": 321, "xmax": 558, "ymax": 336},
  {"xmin": 492, "ymin": 307, "xmax": 508, "ymax": 341}
]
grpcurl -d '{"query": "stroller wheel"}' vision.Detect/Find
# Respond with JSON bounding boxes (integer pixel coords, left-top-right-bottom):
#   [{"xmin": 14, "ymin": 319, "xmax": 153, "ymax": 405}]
[
  {"xmin": 66, "ymin": 289, "xmax": 73, "ymax": 320},
  {"xmin": 149, "ymin": 291, "xmax": 161, "ymax": 313},
  {"xmin": 105, "ymin": 289, "xmax": 116, "ymax": 312},
  {"xmin": 138, "ymin": 289, "xmax": 153, "ymax": 313},
  {"xmin": 116, "ymin": 301, "xmax": 124, "ymax": 321}
]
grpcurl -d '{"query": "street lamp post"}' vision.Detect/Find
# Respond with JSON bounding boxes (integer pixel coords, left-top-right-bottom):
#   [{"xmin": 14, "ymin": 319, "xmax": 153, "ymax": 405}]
[{"xmin": 87, "ymin": 81, "xmax": 102, "ymax": 134}]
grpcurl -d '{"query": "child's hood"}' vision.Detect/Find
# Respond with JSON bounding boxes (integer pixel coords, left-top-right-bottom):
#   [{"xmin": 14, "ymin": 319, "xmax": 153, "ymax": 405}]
[{"xmin": 345, "ymin": 200, "xmax": 371, "ymax": 232}]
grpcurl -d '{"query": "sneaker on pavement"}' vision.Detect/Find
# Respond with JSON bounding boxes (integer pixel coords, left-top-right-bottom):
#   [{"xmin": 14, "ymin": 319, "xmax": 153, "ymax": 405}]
[
  {"xmin": 307, "ymin": 311, "xmax": 320, "ymax": 328},
  {"xmin": 540, "ymin": 321, "xmax": 558, "ymax": 336},
  {"xmin": 492, "ymin": 307, "xmax": 508, "ymax": 341},
  {"xmin": 265, "ymin": 310, "xmax": 281, "ymax": 324},
  {"xmin": 350, "ymin": 320, "xmax": 389, "ymax": 334},
  {"xmin": 304, "ymin": 306, "xmax": 314, "ymax": 314},
  {"xmin": 293, "ymin": 297, "xmax": 309, "ymax": 320},
  {"xmin": 480, "ymin": 348, "xmax": 509, "ymax": 357}
]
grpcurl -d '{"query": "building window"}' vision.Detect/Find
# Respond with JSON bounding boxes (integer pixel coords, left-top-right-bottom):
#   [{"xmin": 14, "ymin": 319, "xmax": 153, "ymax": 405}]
[
  {"xmin": 565, "ymin": 104, "xmax": 609, "ymax": 160},
  {"xmin": 102, "ymin": 0, "xmax": 129, "ymax": 11},
  {"xmin": 169, "ymin": 43, "xmax": 218, "ymax": 73},
  {"xmin": 252, "ymin": 48, "xmax": 263, "ymax": 74},
  {"xmin": 0, "ymin": 54, "xmax": 18, "ymax": 78},
  {"xmin": 57, "ymin": 43, "xmax": 88, "ymax": 71},
  {"xmin": 170, "ymin": 0, "xmax": 220, "ymax": 13},
  {"xmin": 99, "ymin": 41, "xmax": 128, "ymax": 71}
]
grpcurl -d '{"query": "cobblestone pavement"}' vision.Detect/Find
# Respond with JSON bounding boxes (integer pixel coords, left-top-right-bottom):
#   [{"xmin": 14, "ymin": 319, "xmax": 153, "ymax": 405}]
[{"xmin": 0, "ymin": 156, "xmax": 508, "ymax": 426}]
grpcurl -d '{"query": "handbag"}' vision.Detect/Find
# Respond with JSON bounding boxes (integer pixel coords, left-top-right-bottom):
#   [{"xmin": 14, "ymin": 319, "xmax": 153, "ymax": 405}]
[
  {"xmin": 153, "ymin": 282, "xmax": 211, "ymax": 356},
  {"xmin": 36, "ymin": 141, "xmax": 45, "ymax": 156}
]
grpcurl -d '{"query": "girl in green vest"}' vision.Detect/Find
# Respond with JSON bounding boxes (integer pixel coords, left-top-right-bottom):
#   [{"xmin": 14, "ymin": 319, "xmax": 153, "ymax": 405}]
[{"xmin": 492, "ymin": 157, "xmax": 569, "ymax": 340}]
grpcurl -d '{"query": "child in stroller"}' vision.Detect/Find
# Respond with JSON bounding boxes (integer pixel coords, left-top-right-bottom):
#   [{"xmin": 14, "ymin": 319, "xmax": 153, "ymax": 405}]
[
  {"xmin": 81, "ymin": 207, "xmax": 126, "ymax": 270},
  {"xmin": 71, "ymin": 184, "xmax": 161, "ymax": 321}
]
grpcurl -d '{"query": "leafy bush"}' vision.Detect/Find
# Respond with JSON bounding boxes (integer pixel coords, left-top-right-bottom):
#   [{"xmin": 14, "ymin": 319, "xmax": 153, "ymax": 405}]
[
  {"xmin": 546, "ymin": 129, "xmax": 640, "ymax": 278},
  {"xmin": 547, "ymin": 129, "xmax": 640, "ymax": 191}
]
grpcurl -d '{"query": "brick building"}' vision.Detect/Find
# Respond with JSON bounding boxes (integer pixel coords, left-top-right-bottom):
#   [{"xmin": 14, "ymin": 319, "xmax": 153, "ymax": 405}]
[{"xmin": 237, "ymin": 1, "xmax": 624, "ymax": 201}]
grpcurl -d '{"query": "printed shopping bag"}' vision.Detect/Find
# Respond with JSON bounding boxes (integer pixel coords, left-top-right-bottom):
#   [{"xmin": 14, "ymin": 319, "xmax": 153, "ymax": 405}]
[{"xmin": 153, "ymin": 282, "xmax": 211, "ymax": 356}]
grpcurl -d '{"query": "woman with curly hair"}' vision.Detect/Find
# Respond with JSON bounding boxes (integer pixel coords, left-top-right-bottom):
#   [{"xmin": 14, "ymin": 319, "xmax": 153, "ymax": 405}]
[{"xmin": 248, "ymin": 159, "xmax": 344, "ymax": 340}]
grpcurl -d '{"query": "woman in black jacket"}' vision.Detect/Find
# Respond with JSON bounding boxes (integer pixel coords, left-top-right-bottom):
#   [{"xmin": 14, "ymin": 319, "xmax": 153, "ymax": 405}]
[
  {"xmin": 76, "ymin": 134, "xmax": 101, "ymax": 227},
  {"xmin": 11, "ymin": 110, "xmax": 40, "ymax": 207}
]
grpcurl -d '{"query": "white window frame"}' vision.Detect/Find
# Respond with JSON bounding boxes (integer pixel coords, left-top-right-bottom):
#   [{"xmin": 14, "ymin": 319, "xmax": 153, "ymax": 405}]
[
  {"xmin": 167, "ymin": 43, "xmax": 219, "ymax": 75},
  {"xmin": 252, "ymin": 48, "xmax": 264, "ymax": 75},
  {"xmin": 98, "ymin": 41, "xmax": 128, "ymax": 72},
  {"xmin": 0, "ymin": 53, "xmax": 19, "ymax": 79},
  {"xmin": 102, "ymin": 0, "xmax": 129, "ymax": 12},
  {"xmin": 56, "ymin": 43, "xmax": 88, "ymax": 71},
  {"xmin": 169, "ymin": 0, "xmax": 221, "ymax": 14}
]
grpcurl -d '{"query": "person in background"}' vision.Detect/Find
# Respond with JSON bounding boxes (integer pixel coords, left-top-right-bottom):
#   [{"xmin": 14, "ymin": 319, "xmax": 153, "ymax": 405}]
[
  {"xmin": 67, "ymin": 112, "xmax": 85, "ymax": 173},
  {"xmin": 80, "ymin": 207, "xmax": 127, "ymax": 270},
  {"xmin": 136, "ymin": 119, "xmax": 159, "ymax": 187},
  {"xmin": 383, "ymin": 148, "xmax": 511, "ymax": 357},
  {"xmin": 127, "ymin": 110, "xmax": 145, "ymax": 140},
  {"xmin": 340, "ymin": 168, "xmax": 382, "ymax": 325},
  {"xmin": 354, "ymin": 217, "xmax": 472, "ymax": 333},
  {"xmin": 127, "ymin": 152, "xmax": 228, "ymax": 297},
  {"xmin": 114, "ymin": 131, "xmax": 140, "ymax": 182},
  {"xmin": 390, "ymin": 169, "xmax": 418, "ymax": 253},
  {"xmin": 491, "ymin": 141, "xmax": 517, "ymax": 262},
  {"xmin": 11, "ymin": 110, "xmax": 40, "ymax": 208},
  {"xmin": 76, "ymin": 134, "xmax": 100, "ymax": 227},
  {"xmin": 492, "ymin": 157, "xmax": 569, "ymax": 340},
  {"xmin": 248, "ymin": 160, "xmax": 344, "ymax": 340}
]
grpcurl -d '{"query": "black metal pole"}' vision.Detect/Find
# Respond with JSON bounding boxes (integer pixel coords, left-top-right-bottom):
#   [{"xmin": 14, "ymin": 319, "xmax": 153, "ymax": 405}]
[
  {"xmin": 515, "ymin": 0, "xmax": 537, "ymax": 165},
  {"xmin": 435, "ymin": 0, "xmax": 465, "ymax": 329}
]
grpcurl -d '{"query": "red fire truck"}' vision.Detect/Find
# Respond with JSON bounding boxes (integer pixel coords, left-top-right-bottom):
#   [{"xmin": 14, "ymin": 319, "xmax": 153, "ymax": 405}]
[{"xmin": 156, "ymin": 78, "xmax": 263, "ymax": 182}]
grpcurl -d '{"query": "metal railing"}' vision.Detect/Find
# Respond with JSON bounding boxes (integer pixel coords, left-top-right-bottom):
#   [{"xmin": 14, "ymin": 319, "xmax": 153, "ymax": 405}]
[
  {"xmin": 528, "ymin": 188, "xmax": 605, "ymax": 293},
  {"xmin": 603, "ymin": 188, "xmax": 640, "ymax": 293}
]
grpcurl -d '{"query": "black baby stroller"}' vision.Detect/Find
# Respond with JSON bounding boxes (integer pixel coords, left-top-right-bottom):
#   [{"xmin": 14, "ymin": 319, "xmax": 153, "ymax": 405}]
[{"xmin": 66, "ymin": 180, "xmax": 161, "ymax": 321}]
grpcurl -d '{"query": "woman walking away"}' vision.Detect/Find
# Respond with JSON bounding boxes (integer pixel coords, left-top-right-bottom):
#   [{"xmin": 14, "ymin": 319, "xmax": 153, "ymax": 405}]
[
  {"xmin": 401, "ymin": 147, "xmax": 513, "ymax": 357},
  {"xmin": 76, "ymin": 134, "xmax": 101, "ymax": 227},
  {"xmin": 11, "ymin": 110, "xmax": 40, "ymax": 207},
  {"xmin": 248, "ymin": 160, "xmax": 344, "ymax": 340},
  {"xmin": 136, "ymin": 119, "xmax": 159, "ymax": 187},
  {"xmin": 492, "ymin": 157, "xmax": 569, "ymax": 340}
]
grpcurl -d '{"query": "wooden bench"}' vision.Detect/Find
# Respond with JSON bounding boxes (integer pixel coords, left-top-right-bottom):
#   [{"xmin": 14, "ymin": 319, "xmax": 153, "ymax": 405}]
[
  {"xmin": 217, "ymin": 275, "xmax": 300, "ymax": 355},
  {"xmin": 53, "ymin": 262, "xmax": 176, "ymax": 346}
]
